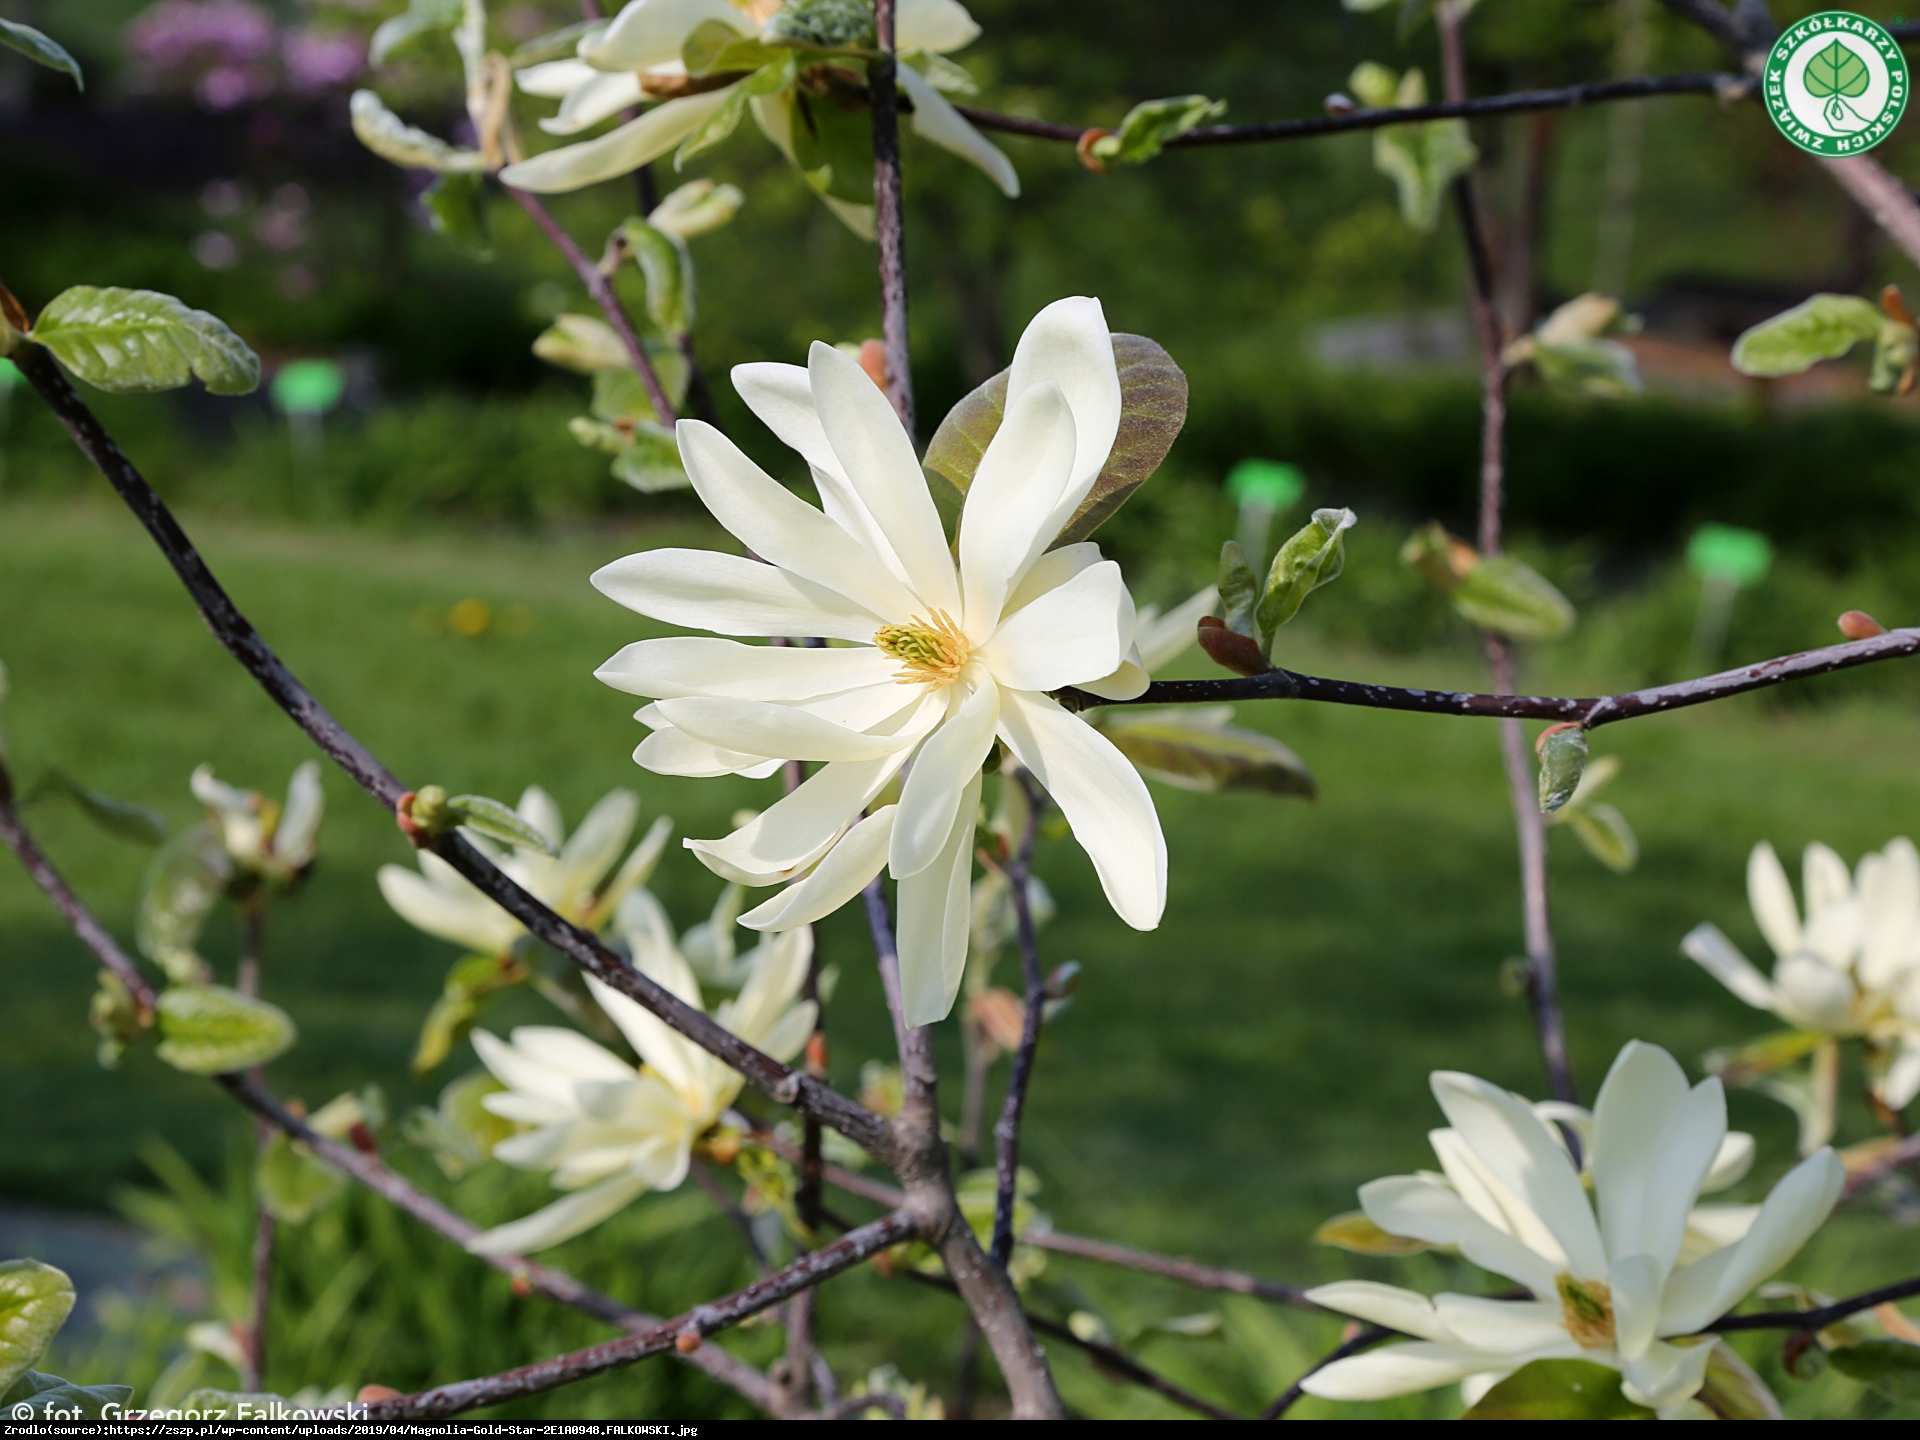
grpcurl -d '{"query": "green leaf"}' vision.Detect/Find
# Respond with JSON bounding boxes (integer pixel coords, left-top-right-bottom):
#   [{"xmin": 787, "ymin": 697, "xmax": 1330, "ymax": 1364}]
[
  {"xmin": 1451, "ymin": 555, "xmax": 1575, "ymax": 641},
  {"xmin": 31, "ymin": 287, "xmax": 260, "ymax": 396},
  {"xmin": 1732, "ymin": 295, "xmax": 1884, "ymax": 378},
  {"xmin": 0, "ymin": 19, "xmax": 82, "ymax": 90},
  {"xmin": 1354, "ymin": 66, "xmax": 1476, "ymax": 231},
  {"xmin": 509, "ymin": 18, "xmax": 605, "ymax": 68},
  {"xmin": 619, "ymin": 219, "xmax": 694, "ymax": 334},
  {"xmin": 90, "ymin": 970, "xmax": 150, "ymax": 1070},
  {"xmin": 922, "ymin": 334, "xmax": 1189, "ymax": 547},
  {"xmin": 155, "ymin": 984, "xmax": 297, "ymax": 1075},
  {"xmin": 682, "ymin": 19, "xmax": 785, "ymax": 76},
  {"xmin": 401, "ymin": 1069, "xmax": 513, "ymax": 1179},
  {"xmin": 791, "ymin": 86, "xmax": 877, "ymax": 204},
  {"xmin": 24, "ymin": 769, "xmax": 167, "ymax": 845},
  {"xmin": 136, "ymin": 823, "xmax": 230, "ymax": 985},
  {"xmin": 414, "ymin": 953, "xmax": 523, "ymax": 1074},
  {"xmin": 349, "ymin": 89, "xmax": 485, "ymax": 174},
  {"xmin": 1100, "ymin": 707, "xmax": 1316, "ymax": 798},
  {"xmin": 588, "ymin": 351, "xmax": 690, "ymax": 421},
  {"xmin": 612, "ymin": 424, "xmax": 689, "ymax": 493},
  {"xmin": 423, "ymin": 171, "xmax": 492, "ymax": 260},
  {"xmin": 1698, "ymin": 1344, "xmax": 1783, "ymax": 1420},
  {"xmin": 1256, "ymin": 507, "xmax": 1356, "ymax": 646},
  {"xmin": 1803, "ymin": 39, "xmax": 1871, "ymax": 100},
  {"xmin": 1870, "ymin": 322, "xmax": 1917, "ymax": 395},
  {"xmin": 370, "ymin": 0, "xmax": 463, "ymax": 65},
  {"xmin": 763, "ymin": 0, "xmax": 876, "ymax": 52},
  {"xmin": 0, "ymin": 1261, "xmax": 75, "ymax": 1395},
  {"xmin": 1462, "ymin": 1358, "xmax": 1656, "ymax": 1419},
  {"xmin": 0, "ymin": 1371, "xmax": 133, "ymax": 1420},
  {"xmin": 1537, "ymin": 726, "xmax": 1588, "ymax": 815},
  {"xmin": 447, "ymin": 794, "xmax": 560, "ymax": 856},
  {"xmin": 674, "ymin": 85, "xmax": 753, "ymax": 169},
  {"xmin": 1563, "ymin": 802, "xmax": 1639, "ymax": 874},
  {"xmin": 255, "ymin": 1130, "xmax": 346, "ymax": 1224},
  {"xmin": 648, "ymin": 179, "xmax": 745, "ymax": 242},
  {"xmin": 1702, "ymin": 1028, "xmax": 1830, "ymax": 1086},
  {"xmin": 1312, "ymin": 1210, "xmax": 1433, "ymax": 1256},
  {"xmin": 1827, "ymin": 1339, "xmax": 1920, "ymax": 1402},
  {"xmin": 1529, "ymin": 337, "xmax": 1643, "ymax": 398},
  {"xmin": 533, "ymin": 314, "xmax": 630, "ymax": 374},
  {"xmin": 1089, "ymin": 95, "xmax": 1227, "ymax": 166},
  {"xmin": 1217, "ymin": 542, "xmax": 1259, "ymax": 638}
]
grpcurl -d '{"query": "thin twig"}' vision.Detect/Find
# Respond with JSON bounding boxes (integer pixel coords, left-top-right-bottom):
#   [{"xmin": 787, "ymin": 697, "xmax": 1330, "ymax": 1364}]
[
  {"xmin": 507, "ymin": 188, "xmax": 678, "ymax": 428},
  {"xmin": 8, "ymin": 342, "xmax": 891, "ymax": 1162},
  {"xmin": 990, "ymin": 778, "xmax": 1045, "ymax": 1271},
  {"xmin": 870, "ymin": 0, "xmax": 914, "ymax": 435},
  {"xmin": 690, "ymin": 1159, "xmax": 771, "ymax": 1276},
  {"xmin": 360, "ymin": 1212, "xmax": 916, "ymax": 1420},
  {"xmin": 953, "ymin": 72, "xmax": 1747, "ymax": 148},
  {"xmin": 1843, "ymin": 1133, "xmax": 1920, "ymax": 1199},
  {"xmin": 1706, "ymin": 1276, "xmax": 1920, "ymax": 1333},
  {"xmin": 236, "ymin": 900, "xmax": 272, "ymax": 1395},
  {"xmin": 1259, "ymin": 1325, "xmax": 1394, "ymax": 1420}
]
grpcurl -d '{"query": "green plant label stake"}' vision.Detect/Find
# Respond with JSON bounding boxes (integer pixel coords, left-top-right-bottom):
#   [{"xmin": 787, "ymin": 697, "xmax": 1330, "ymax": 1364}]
[{"xmin": 1764, "ymin": 12, "xmax": 1908, "ymax": 155}]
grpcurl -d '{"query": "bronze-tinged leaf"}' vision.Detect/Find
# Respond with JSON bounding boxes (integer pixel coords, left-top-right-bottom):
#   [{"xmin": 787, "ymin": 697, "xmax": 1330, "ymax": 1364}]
[
  {"xmin": 1312, "ymin": 1210, "xmax": 1431, "ymax": 1256},
  {"xmin": 921, "ymin": 334, "xmax": 1188, "ymax": 546},
  {"xmin": 1196, "ymin": 617, "xmax": 1270, "ymax": 676},
  {"xmin": 1101, "ymin": 709, "xmax": 1316, "ymax": 799}
]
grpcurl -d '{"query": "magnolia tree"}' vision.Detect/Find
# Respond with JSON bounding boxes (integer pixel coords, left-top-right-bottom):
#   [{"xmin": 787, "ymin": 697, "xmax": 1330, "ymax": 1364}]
[{"xmin": 5, "ymin": 0, "xmax": 1920, "ymax": 1422}]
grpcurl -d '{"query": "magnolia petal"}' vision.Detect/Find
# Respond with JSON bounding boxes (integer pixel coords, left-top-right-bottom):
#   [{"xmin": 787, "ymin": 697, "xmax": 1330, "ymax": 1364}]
[
  {"xmin": 1858, "ymin": 837, "xmax": 1920, "ymax": 987},
  {"xmin": 740, "ymin": 808, "xmax": 896, "ymax": 931},
  {"xmin": 1006, "ymin": 296, "xmax": 1123, "ymax": 522},
  {"xmin": 541, "ymin": 69, "xmax": 648, "ymax": 134},
  {"xmin": 1430, "ymin": 1071, "xmax": 1608, "ymax": 1281},
  {"xmin": 1803, "ymin": 841, "xmax": 1853, "ymax": 916},
  {"xmin": 1620, "ymin": 1338, "xmax": 1717, "ymax": 1412},
  {"xmin": 378, "ymin": 863, "xmax": 519, "ymax": 955},
  {"xmin": 500, "ymin": 86, "xmax": 738, "ymax": 193},
  {"xmin": 1301, "ymin": 1342, "xmax": 1498, "ymax": 1402},
  {"xmin": 1660, "ymin": 1148, "xmax": 1844, "ymax": 1334},
  {"xmin": 1772, "ymin": 954, "xmax": 1857, "ymax": 1032},
  {"xmin": 552, "ymin": 790, "xmax": 640, "ymax": 911},
  {"xmin": 471, "ymin": 1029, "xmax": 576, "ymax": 1109},
  {"xmin": 1680, "ymin": 1205, "xmax": 1759, "ymax": 1266},
  {"xmin": 491, "ymin": 1121, "xmax": 574, "ymax": 1167},
  {"xmin": 1428, "ymin": 1129, "xmax": 1569, "ymax": 1266},
  {"xmin": 584, "ymin": 969, "xmax": 704, "ymax": 1101},
  {"xmin": 996, "ymin": 687, "xmax": 1164, "ymax": 929},
  {"xmin": 1701, "ymin": 1132, "xmax": 1755, "ymax": 1194},
  {"xmin": 1747, "ymin": 842, "xmax": 1803, "ymax": 959},
  {"xmin": 896, "ymin": 0, "xmax": 982, "ymax": 53},
  {"xmin": 466, "ymin": 1172, "xmax": 655, "ymax": 1254},
  {"xmin": 1636, "ymin": 1080, "xmax": 1732, "ymax": 1280},
  {"xmin": 597, "ymin": 636, "xmax": 894, "ymax": 702},
  {"xmin": 1680, "ymin": 923, "xmax": 1778, "ymax": 1012},
  {"xmin": 1431, "ymin": 1295, "xmax": 1571, "ymax": 1357},
  {"xmin": 1077, "ymin": 653, "xmax": 1150, "ymax": 701},
  {"xmin": 635, "ymin": 722, "xmax": 784, "ymax": 779},
  {"xmin": 978, "ymin": 560, "xmax": 1128, "ymax": 692},
  {"xmin": 1881, "ymin": 1041, "xmax": 1920, "ymax": 1110},
  {"xmin": 653, "ymin": 695, "xmax": 918, "ymax": 763},
  {"xmin": 808, "ymin": 341, "xmax": 960, "ymax": 614},
  {"xmin": 891, "ymin": 678, "xmax": 999, "ymax": 879},
  {"xmin": 1609, "ymin": 1253, "xmax": 1664, "ymax": 1362},
  {"xmin": 518, "ymin": 59, "xmax": 598, "ymax": 97},
  {"xmin": 1592, "ymin": 1042, "xmax": 1727, "ymax": 1278},
  {"xmin": 720, "ymin": 928, "xmax": 812, "ymax": 1041},
  {"xmin": 580, "ymin": 0, "xmax": 746, "ymax": 72},
  {"xmin": 508, "ymin": 1026, "xmax": 636, "ymax": 1085},
  {"xmin": 957, "ymin": 380, "xmax": 1079, "ymax": 632},
  {"xmin": 687, "ymin": 755, "xmax": 903, "ymax": 885},
  {"xmin": 1135, "ymin": 587, "xmax": 1220, "ymax": 675},
  {"xmin": 1359, "ymin": 1176, "xmax": 1559, "ymax": 1298},
  {"xmin": 895, "ymin": 773, "xmax": 981, "ymax": 1027},
  {"xmin": 676, "ymin": 419, "xmax": 922, "ymax": 621},
  {"xmin": 1003, "ymin": 542, "xmax": 1100, "ymax": 616},
  {"xmin": 592, "ymin": 548, "xmax": 882, "ymax": 642},
  {"xmin": 1305, "ymin": 1281, "xmax": 1456, "ymax": 1344},
  {"xmin": 277, "ymin": 761, "xmax": 324, "ymax": 865},
  {"xmin": 896, "ymin": 61, "xmax": 1018, "ymax": 198}
]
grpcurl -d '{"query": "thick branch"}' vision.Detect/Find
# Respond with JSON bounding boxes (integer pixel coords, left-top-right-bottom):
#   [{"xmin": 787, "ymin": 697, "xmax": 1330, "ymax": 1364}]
[
  {"xmin": 1067, "ymin": 627, "xmax": 1920, "ymax": 724},
  {"xmin": 508, "ymin": 188, "xmax": 678, "ymax": 428},
  {"xmin": 9, "ymin": 342, "xmax": 892, "ymax": 1164},
  {"xmin": 955, "ymin": 74, "xmax": 1745, "ymax": 149},
  {"xmin": 361, "ymin": 1212, "xmax": 916, "ymax": 1419},
  {"xmin": 871, "ymin": 0, "xmax": 914, "ymax": 434},
  {"xmin": 218, "ymin": 1072, "xmax": 776, "ymax": 1409}
]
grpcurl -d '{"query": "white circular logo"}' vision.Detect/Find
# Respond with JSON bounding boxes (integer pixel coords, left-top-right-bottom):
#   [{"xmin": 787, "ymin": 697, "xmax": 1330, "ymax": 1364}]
[{"xmin": 1765, "ymin": 12, "xmax": 1908, "ymax": 155}]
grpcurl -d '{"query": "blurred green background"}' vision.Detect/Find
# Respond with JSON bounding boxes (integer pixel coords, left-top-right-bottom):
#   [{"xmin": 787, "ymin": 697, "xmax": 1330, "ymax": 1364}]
[{"xmin": 3, "ymin": 0, "xmax": 1920, "ymax": 1420}]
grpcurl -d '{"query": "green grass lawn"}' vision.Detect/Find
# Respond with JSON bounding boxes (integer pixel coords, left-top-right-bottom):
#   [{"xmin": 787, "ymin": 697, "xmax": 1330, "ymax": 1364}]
[{"xmin": 4, "ymin": 495, "xmax": 1919, "ymax": 1418}]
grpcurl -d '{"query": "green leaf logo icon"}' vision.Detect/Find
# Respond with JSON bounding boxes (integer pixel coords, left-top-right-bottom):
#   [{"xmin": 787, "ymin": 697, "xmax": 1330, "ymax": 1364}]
[{"xmin": 1804, "ymin": 39, "xmax": 1870, "ymax": 100}]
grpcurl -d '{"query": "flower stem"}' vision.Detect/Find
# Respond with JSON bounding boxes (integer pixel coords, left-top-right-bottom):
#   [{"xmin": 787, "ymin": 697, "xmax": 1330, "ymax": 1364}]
[{"xmin": 870, "ymin": 0, "xmax": 915, "ymax": 435}]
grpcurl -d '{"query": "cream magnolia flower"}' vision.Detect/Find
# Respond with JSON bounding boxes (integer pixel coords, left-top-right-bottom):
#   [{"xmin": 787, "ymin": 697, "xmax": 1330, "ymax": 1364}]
[
  {"xmin": 1683, "ymin": 839, "xmax": 1920, "ymax": 1114},
  {"xmin": 504, "ymin": 0, "xmax": 1016, "ymax": 237},
  {"xmin": 190, "ymin": 761, "xmax": 323, "ymax": 883},
  {"xmin": 592, "ymin": 297, "xmax": 1165, "ymax": 1026},
  {"xmin": 378, "ymin": 787, "xmax": 671, "ymax": 957},
  {"xmin": 1302, "ymin": 1041, "xmax": 1843, "ymax": 1418},
  {"xmin": 466, "ymin": 906, "xmax": 816, "ymax": 1254},
  {"xmin": 1131, "ymin": 586, "xmax": 1217, "ymax": 676}
]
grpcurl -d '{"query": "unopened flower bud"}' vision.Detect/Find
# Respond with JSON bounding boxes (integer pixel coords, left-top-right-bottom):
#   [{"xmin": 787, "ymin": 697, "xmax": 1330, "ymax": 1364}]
[
  {"xmin": 1838, "ymin": 610, "xmax": 1888, "ymax": 639},
  {"xmin": 1324, "ymin": 92, "xmax": 1356, "ymax": 115},
  {"xmin": 675, "ymin": 1330, "xmax": 704, "ymax": 1353},
  {"xmin": 1076, "ymin": 128, "xmax": 1112, "ymax": 173},
  {"xmin": 356, "ymin": 1385, "xmax": 403, "ymax": 1403}
]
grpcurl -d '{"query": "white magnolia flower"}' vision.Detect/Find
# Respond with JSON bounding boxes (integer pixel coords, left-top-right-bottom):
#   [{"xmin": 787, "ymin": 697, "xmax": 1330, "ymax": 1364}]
[
  {"xmin": 1131, "ymin": 586, "xmax": 1217, "ymax": 676},
  {"xmin": 1302, "ymin": 1041, "xmax": 1843, "ymax": 1418},
  {"xmin": 466, "ymin": 904, "xmax": 816, "ymax": 1254},
  {"xmin": 1684, "ymin": 839, "xmax": 1920, "ymax": 1116},
  {"xmin": 592, "ymin": 297, "xmax": 1166, "ymax": 1026},
  {"xmin": 191, "ymin": 761, "xmax": 323, "ymax": 883},
  {"xmin": 504, "ymin": 0, "xmax": 1017, "ymax": 237},
  {"xmin": 378, "ymin": 787, "xmax": 671, "ymax": 957}
]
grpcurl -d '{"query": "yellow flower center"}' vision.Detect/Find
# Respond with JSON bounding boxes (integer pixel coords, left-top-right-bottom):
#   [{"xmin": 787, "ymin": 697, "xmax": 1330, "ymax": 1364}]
[
  {"xmin": 874, "ymin": 610, "xmax": 971, "ymax": 686},
  {"xmin": 1556, "ymin": 1274, "xmax": 1616, "ymax": 1349}
]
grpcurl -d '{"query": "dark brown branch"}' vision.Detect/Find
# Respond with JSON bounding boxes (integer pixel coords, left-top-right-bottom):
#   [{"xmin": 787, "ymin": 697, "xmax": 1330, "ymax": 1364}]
[
  {"xmin": 508, "ymin": 188, "xmax": 678, "ymax": 428},
  {"xmin": 1066, "ymin": 627, "xmax": 1920, "ymax": 725},
  {"xmin": 954, "ymin": 73, "xmax": 1746, "ymax": 150},
  {"xmin": 217, "ymin": 1072, "xmax": 777, "ymax": 1410},
  {"xmin": 8, "ymin": 342, "xmax": 893, "ymax": 1164},
  {"xmin": 361, "ymin": 1212, "xmax": 916, "ymax": 1420},
  {"xmin": 0, "ymin": 785, "xmax": 157, "ymax": 1018},
  {"xmin": 990, "ymin": 778, "xmax": 1045, "ymax": 1271},
  {"xmin": 1706, "ymin": 1275, "xmax": 1920, "ymax": 1334},
  {"xmin": 870, "ymin": 0, "xmax": 914, "ymax": 435},
  {"xmin": 1259, "ymin": 1326, "xmax": 1394, "ymax": 1420}
]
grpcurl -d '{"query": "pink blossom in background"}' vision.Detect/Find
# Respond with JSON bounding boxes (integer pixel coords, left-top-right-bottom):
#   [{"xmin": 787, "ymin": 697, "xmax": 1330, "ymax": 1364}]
[
  {"xmin": 126, "ymin": 1, "xmax": 360, "ymax": 109},
  {"xmin": 283, "ymin": 29, "xmax": 365, "ymax": 93}
]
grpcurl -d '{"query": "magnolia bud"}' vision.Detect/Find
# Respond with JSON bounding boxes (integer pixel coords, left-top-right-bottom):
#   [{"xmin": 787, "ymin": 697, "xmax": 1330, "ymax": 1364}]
[{"xmin": 1838, "ymin": 610, "xmax": 1888, "ymax": 639}]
